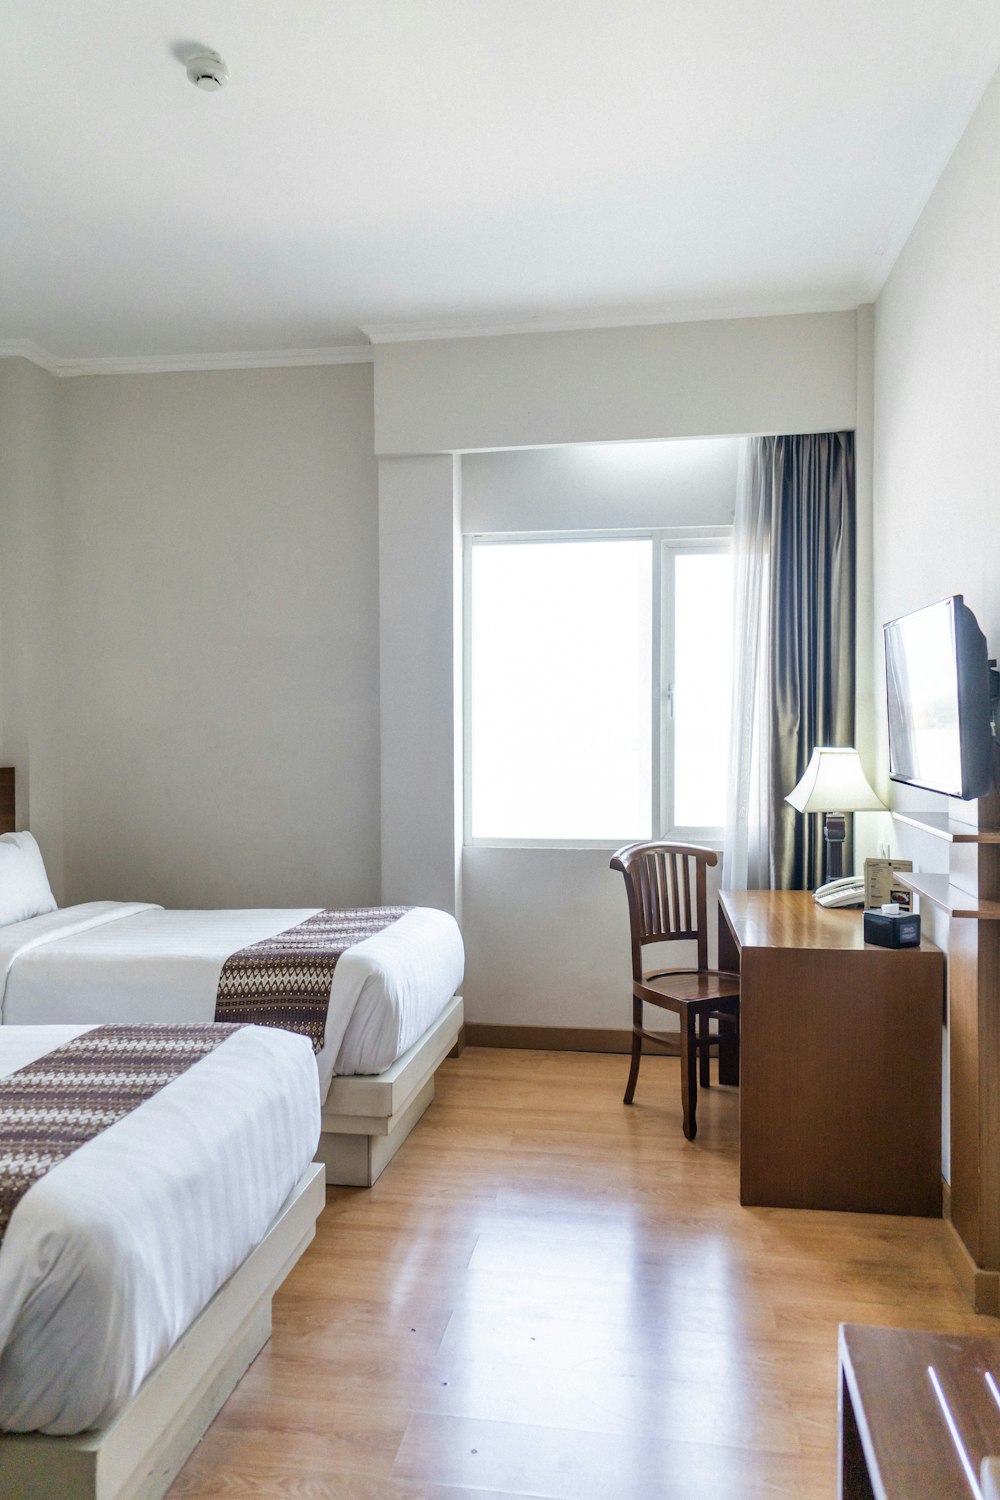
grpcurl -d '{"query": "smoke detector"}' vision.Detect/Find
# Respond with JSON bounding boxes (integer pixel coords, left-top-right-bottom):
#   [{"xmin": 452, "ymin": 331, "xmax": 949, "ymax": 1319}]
[{"xmin": 186, "ymin": 50, "xmax": 228, "ymax": 91}]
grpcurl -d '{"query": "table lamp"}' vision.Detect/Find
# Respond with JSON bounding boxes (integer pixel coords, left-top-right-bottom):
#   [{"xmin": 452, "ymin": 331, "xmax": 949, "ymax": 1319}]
[{"xmin": 785, "ymin": 747, "xmax": 885, "ymax": 882}]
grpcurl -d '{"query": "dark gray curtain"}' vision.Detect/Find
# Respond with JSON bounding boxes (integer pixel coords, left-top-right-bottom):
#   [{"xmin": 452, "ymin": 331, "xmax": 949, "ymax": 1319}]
[{"xmin": 764, "ymin": 432, "xmax": 856, "ymax": 889}]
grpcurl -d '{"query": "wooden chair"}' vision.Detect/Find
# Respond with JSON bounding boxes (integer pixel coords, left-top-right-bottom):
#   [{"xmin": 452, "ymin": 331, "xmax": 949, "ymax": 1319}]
[{"xmin": 610, "ymin": 841, "xmax": 740, "ymax": 1140}]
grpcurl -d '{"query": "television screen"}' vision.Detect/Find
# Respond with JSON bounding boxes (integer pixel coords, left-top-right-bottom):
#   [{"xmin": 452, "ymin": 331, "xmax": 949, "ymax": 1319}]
[{"xmin": 884, "ymin": 595, "xmax": 995, "ymax": 800}]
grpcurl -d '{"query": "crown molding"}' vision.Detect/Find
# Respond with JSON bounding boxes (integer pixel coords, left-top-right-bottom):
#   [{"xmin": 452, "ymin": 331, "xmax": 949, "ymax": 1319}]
[
  {"xmin": 359, "ymin": 294, "xmax": 862, "ymax": 346},
  {"xmin": 0, "ymin": 340, "xmax": 373, "ymax": 377},
  {"xmin": 0, "ymin": 291, "xmax": 863, "ymax": 371},
  {"xmin": 0, "ymin": 339, "xmax": 63, "ymax": 371}
]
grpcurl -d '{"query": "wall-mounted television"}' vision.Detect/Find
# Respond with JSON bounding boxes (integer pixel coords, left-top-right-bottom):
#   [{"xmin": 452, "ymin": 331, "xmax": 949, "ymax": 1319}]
[{"xmin": 884, "ymin": 595, "xmax": 997, "ymax": 801}]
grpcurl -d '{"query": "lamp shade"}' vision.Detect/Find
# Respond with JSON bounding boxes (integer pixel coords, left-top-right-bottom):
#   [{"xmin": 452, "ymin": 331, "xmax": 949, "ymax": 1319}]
[{"xmin": 785, "ymin": 747, "xmax": 885, "ymax": 814}]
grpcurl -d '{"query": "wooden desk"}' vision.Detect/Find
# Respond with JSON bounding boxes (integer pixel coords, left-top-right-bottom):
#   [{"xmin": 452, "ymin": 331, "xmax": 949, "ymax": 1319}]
[
  {"xmin": 839, "ymin": 1323, "xmax": 1000, "ymax": 1499},
  {"xmin": 719, "ymin": 890, "xmax": 944, "ymax": 1215}
]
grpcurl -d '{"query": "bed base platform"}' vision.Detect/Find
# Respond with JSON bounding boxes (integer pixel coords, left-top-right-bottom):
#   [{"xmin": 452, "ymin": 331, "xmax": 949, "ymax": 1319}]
[
  {"xmin": 317, "ymin": 993, "xmax": 463, "ymax": 1187},
  {"xmin": 0, "ymin": 1162, "xmax": 326, "ymax": 1500}
]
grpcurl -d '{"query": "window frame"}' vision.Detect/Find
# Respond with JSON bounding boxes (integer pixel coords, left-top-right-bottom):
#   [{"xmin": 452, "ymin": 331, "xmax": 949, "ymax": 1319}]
[
  {"xmin": 658, "ymin": 535, "xmax": 734, "ymax": 847},
  {"xmin": 463, "ymin": 525, "xmax": 732, "ymax": 850}
]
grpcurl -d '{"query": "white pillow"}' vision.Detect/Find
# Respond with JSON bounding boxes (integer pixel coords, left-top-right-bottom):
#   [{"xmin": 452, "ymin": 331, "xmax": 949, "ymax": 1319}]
[{"xmin": 0, "ymin": 832, "xmax": 57, "ymax": 927}]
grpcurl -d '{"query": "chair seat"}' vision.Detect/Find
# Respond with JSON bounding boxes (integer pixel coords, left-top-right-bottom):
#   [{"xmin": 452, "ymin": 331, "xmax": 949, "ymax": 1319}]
[{"xmin": 636, "ymin": 968, "xmax": 740, "ymax": 1008}]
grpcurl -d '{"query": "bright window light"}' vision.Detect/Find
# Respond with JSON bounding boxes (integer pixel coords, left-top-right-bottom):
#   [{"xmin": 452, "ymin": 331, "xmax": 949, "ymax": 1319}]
[
  {"xmin": 466, "ymin": 531, "xmax": 733, "ymax": 845},
  {"xmin": 469, "ymin": 539, "xmax": 652, "ymax": 841}
]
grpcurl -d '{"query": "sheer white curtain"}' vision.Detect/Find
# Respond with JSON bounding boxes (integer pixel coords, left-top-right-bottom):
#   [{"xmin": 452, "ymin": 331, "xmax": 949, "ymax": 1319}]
[{"xmin": 722, "ymin": 439, "xmax": 772, "ymax": 889}]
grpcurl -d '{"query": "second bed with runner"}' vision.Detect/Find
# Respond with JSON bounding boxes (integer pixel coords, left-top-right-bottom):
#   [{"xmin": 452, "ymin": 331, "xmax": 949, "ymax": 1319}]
[{"xmin": 0, "ymin": 881, "xmax": 465, "ymax": 1184}]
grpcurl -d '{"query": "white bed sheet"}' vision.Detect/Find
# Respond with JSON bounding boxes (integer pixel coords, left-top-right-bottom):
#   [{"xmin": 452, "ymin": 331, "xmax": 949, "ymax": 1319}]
[
  {"xmin": 0, "ymin": 903, "xmax": 465, "ymax": 1095},
  {"xmin": 0, "ymin": 1022, "xmax": 320, "ymax": 1435}
]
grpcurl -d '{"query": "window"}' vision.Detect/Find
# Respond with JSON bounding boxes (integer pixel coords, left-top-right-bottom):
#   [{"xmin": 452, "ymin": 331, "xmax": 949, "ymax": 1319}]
[
  {"xmin": 466, "ymin": 530, "xmax": 733, "ymax": 845},
  {"xmin": 663, "ymin": 544, "xmax": 734, "ymax": 836}
]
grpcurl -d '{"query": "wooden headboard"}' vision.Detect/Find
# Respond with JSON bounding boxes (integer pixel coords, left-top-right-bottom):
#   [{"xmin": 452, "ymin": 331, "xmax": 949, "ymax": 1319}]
[{"xmin": 0, "ymin": 767, "xmax": 15, "ymax": 834}]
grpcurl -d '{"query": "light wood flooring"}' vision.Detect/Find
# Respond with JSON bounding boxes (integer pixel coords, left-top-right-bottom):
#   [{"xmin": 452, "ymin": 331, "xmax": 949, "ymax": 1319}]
[{"xmin": 168, "ymin": 1047, "xmax": 998, "ymax": 1498}]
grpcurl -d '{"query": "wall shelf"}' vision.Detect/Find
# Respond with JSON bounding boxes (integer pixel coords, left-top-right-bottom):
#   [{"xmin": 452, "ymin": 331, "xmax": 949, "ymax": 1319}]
[
  {"xmin": 891, "ymin": 810, "xmax": 1000, "ymax": 844},
  {"xmin": 894, "ymin": 751, "xmax": 1000, "ymax": 1313},
  {"xmin": 897, "ymin": 871, "xmax": 1000, "ymax": 921}
]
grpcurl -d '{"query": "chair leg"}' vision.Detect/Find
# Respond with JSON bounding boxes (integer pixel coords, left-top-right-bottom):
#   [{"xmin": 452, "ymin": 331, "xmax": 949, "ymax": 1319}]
[
  {"xmin": 718, "ymin": 1010, "xmax": 740, "ymax": 1087},
  {"xmin": 698, "ymin": 1009, "xmax": 711, "ymax": 1088},
  {"xmin": 623, "ymin": 997, "xmax": 642, "ymax": 1104},
  {"xmin": 680, "ymin": 1013, "xmax": 698, "ymax": 1140}
]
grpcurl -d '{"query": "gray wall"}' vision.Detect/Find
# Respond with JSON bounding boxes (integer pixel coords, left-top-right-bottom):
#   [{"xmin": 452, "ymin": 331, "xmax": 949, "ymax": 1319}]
[
  {"xmin": 0, "ymin": 361, "xmax": 382, "ymax": 909},
  {"xmin": 59, "ymin": 364, "xmax": 380, "ymax": 908},
  {"xmin": 0, "ymin": 357, "xmax": 66, "ymax": 894}
]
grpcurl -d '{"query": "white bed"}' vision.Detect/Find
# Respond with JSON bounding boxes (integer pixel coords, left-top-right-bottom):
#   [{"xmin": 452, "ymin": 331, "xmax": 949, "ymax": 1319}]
[
  {"xmin": 0, "ymin": 902, "xmax": 464, "ymax": 1091},
  {"xmin": 0, "ymin": 1022, "xmax": 325, "ymax": 1500},
  {"xmin": 0, "ymin": 896, "xmax": 465, "ymax": 1186},
  {"xmin": 0, "ymin": 833, "xmax": 466, "ymax": 1186}
]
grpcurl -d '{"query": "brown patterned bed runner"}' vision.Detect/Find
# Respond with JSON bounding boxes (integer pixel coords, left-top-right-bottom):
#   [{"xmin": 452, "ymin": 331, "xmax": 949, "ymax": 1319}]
[
  {"xmin": 0, "ymin": 1022, "xmax": 241, "ymax": 1246},
  {"xmin": 214, "ymin": 906, "xmax": 411, "ymax": 1053}
]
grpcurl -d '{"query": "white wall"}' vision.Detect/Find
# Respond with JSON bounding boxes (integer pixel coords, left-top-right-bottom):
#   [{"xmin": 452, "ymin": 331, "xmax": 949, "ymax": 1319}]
[
  {"xmin": 874, "ymin": 68, "xmax": 1000, "ymax": 868},
  {"xmin": 375, "ymin": 312, "xmax": 858, "ymax": 453},
  {"xmin": 379, "ymin": 454, "xmax": 462, "ymax": 915},
  {"xmin": 874, "ymin": 72, "xmax": 1000, "ymax": 710},
  {"xmin": 375, "ymin": 312, "xmax": 861, "ymax": 1027},
  {"xmin": 0, "ymin": 358, "xmax": 66, "ymax": 896},
  {"xmin": 463, "ymin": 436, "xmax": 739, "ymax": 534},
  {"xmin": 57, "ymin": 364, "xmax": 381, "ymax": 908},
  {"xmin": 873, "ymin": 65, "xmax": 1000, "ymax": 1175}
]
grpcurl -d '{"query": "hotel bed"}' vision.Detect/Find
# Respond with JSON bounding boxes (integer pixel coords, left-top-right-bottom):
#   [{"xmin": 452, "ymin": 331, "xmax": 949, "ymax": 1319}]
[
  {"xmin": 0, "ymin": 1020, "xmax": 325, "ymax": 1500},
  {"xmin": 0, "ymin": 833, "xmax": 466, "ymax": 1187}
]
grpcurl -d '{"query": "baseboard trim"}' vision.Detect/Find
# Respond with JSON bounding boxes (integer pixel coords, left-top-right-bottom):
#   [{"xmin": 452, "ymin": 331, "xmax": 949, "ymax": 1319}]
[
  {"xmin": 465, "ymin": 1024, "xmax": 641, "ymax": 1054},
  {"xmin": 942, "ymin": 1213, "xmax": 1000, "ymax": 1315}
]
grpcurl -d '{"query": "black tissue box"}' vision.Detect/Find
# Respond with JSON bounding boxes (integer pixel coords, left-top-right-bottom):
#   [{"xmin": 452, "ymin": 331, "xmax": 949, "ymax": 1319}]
[{"xmin": 863, "ymin": 909, "xmax": 921, "ymax": 948}]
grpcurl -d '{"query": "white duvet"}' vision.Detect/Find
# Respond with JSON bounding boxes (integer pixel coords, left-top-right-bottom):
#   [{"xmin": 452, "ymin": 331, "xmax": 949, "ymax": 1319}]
[
  {"xmin": 0, "ymin": 1023, "xmax": 320, "ymax": 1434},
  {"xmin": 0, "ymin": 903, "xmax": 465, "ymax": 1097}
]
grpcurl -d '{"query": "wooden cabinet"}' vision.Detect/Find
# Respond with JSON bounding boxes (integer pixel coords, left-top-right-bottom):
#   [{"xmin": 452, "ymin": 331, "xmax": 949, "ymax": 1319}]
[{"xmin": 719, "ymin": 890, "xmax": 944, "ymax": 1215}]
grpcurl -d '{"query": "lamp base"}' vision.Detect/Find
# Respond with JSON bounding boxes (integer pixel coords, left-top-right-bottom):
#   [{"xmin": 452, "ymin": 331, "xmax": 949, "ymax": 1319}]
[{"xmin": 823, "ymin": 812, "xmax": 846, "ymax": 882}]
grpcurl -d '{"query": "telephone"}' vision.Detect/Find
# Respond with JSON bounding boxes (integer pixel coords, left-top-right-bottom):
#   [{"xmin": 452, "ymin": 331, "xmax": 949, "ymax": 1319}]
[{"xmin": 813, "ymin": 876, "xmax": 865, "ymax": 908}]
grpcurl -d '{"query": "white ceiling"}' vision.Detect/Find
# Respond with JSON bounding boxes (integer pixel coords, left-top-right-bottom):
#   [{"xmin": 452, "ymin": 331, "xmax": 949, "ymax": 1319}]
[{"xmin": 3, "ymin": 1, "xmax": 1000, "ymax": 367}]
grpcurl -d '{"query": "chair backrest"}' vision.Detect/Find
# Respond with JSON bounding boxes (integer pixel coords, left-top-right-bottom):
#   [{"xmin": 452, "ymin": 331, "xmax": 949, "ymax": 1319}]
[{"xmin": 610, "ymin": 841, "xmax": 717, "ymax": 979}]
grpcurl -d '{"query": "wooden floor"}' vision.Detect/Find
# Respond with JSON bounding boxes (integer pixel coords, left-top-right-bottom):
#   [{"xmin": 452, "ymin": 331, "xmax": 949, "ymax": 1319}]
[{"xmin": 168, "ymin": 1048, "xmax": 998, "ymax": 1499}]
